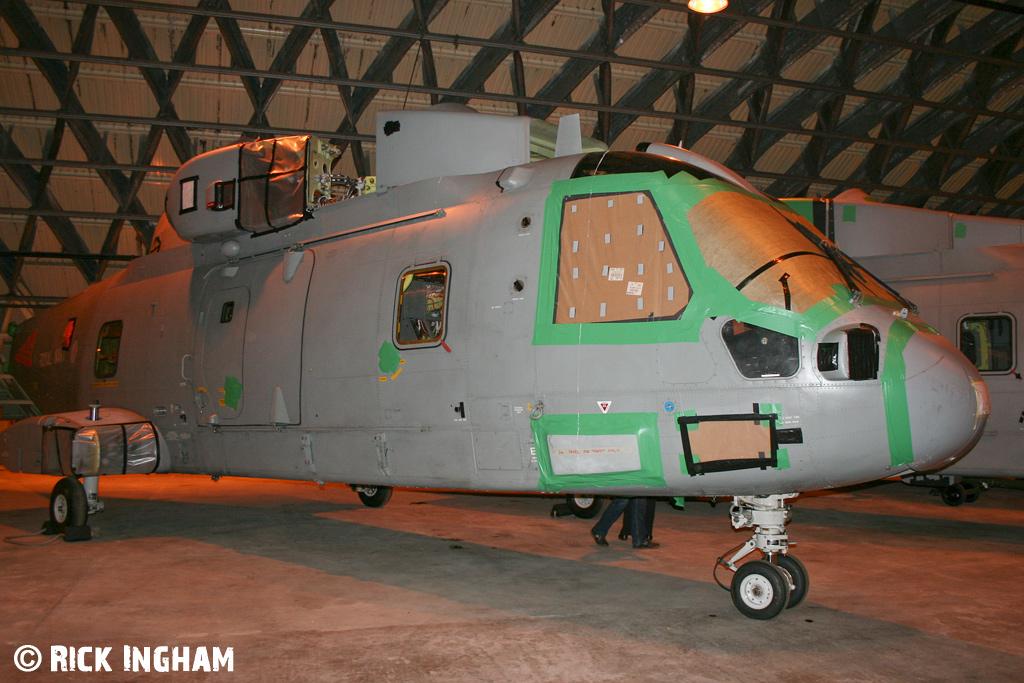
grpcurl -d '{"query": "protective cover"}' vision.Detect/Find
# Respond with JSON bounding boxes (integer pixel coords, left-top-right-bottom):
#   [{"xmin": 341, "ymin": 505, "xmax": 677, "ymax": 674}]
[
  {"xmin": 237, "ymin": 136, "xmax": 309, "ymax": 234},
  {"xmin": 0, "ymin": 409, "xmax": 166, "ymax": 476}
]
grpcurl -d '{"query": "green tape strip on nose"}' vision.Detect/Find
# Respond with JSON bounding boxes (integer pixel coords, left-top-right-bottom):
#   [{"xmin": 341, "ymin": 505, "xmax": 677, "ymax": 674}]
[{"xmin": 881, "ymin": 320, "xmax": 915, "ymax": 467}]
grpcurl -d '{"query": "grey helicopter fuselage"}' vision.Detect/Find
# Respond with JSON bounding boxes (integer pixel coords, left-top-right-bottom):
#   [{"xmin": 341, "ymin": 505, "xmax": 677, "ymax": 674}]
[
  {"xmin": 3, "ymin": 108, "xmax": 987, "ymax": 503},
  {"xmin": 784, "ymin": 191, "xmax": 1023, "ymax": 496}
]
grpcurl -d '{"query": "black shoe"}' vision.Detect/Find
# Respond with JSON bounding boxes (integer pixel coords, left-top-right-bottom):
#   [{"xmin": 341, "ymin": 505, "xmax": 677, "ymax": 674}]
[
  {"xmin": 617, "ymin": 532, "xmax": 629, "ymax": 541},
  {"xmin": 590, "ymin": 529, "xmax": 609, "ymax": 547},
  {"xmin": 633, "ymin": 540, "xmax": 660, "ymax": 549}
]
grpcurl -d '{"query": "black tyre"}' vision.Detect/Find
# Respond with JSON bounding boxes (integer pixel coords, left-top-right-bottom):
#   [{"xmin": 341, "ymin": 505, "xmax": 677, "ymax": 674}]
[
  {"xmin": 49, "ymin": 476, "xmax": 87, "ymax": 532},
  {"xmin": 731, "ymin": 560, "xmax": 790, "ymax": 620},
  {"xmin": 774, "ymin": 554, "xmax": 809, "ymax": 609},
  {"xmin": 942, "ymin": 483, "xmax": 966, "ymax": 507},
  {"xmin": 357, "ymin": 486, "xmax": 393, "ymax": 508},
  {"xmin": 565, "ymin": 494, "xmax": 603, "ymax": 519}
]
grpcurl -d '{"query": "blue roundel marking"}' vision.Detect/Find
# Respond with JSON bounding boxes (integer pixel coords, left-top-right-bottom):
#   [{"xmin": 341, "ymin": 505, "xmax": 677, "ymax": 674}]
[{"xmin": 664, "ymin": 401, "xmax": 675, "ymax": 413}]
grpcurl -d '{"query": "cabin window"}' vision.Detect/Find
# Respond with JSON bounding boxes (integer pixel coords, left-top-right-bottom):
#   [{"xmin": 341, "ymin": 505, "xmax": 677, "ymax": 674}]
[
  {"xmin": 179, "ymin": 176, "xmax": 198, "ymax": 214},
  {"xmin": 959, "ymin": 314, "xmax": 1014, "ymax": 373},
  {"xmin": 220, "ymin": 301, "xmax": 235, "ymax": 324},
  {"xmin": 210, "ymin": 180, "xmax": 235, "ymax": 211},
  {"xmin": 395, "ymin": 266, "xmax": 449, "ymax": 346},
  {"xmin": 722, "ymin": 319, "xmax": 799, "ymax": 379},
  {"xmin": 554, "ymin": 191, "xmax": 690, "ymax": 324},
  {"xmin": 61, "ymin": 318, "xmax": 76, "ymax": 350},
  {"xmin": 94, "ymin": 320, "xmax": 123, "ymax": 379}
]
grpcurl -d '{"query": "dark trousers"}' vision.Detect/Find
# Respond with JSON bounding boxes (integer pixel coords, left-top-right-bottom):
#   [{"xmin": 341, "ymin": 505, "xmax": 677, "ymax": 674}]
[
  {"xmin": 620, "ymin": 498, "xmax": 656, "ymax": 542},
  {"xmin": 593, "ymin": 497, "xmax": 647, "ymax": 547}
]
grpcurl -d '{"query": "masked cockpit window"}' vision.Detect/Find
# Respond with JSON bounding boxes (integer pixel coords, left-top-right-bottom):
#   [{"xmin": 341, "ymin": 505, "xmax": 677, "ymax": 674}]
[
  {"xmin": 396, "ymin": 266, "xmax": 448, "ymax": 346},
  {"xmin": 722, "ymin": 320, "xmax": 799, "ymax": 379},
  {"xmin": 554, "ymin": 191, "xmax": 691, "ymax": 324},
  {"xmin": 687, "ymin": 191, "xmax": 903, "ymax": 314}
]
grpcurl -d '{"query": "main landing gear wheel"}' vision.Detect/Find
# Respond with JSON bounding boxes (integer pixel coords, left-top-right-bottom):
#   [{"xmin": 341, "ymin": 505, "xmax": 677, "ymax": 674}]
[
  {"xmin": 356, "ymin": 486, "xmax": 393, "ymax": 508},
  {"xmin": 941, "ymin": 483, "xmax": 966, "ymax": 507},
  {"xmin": 731, "ymin": 560, "xmax": 790, "ymax": 620},
  {"xmin": 773, "ymin": 553, "xmax": 809, "ymax": 608},
  {"xmin": 565, "ymin": 494, "xmax": 603, "ymax": 519},
  {"xmin": 49, "ymin": 476, "xmax": 87, "ymax": 532}
]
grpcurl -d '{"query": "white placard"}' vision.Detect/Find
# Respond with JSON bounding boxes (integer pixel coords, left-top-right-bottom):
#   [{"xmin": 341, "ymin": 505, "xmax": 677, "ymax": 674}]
[{"xmin": 547, "ymin": 434, "xmax": 641, "ymax": 475}]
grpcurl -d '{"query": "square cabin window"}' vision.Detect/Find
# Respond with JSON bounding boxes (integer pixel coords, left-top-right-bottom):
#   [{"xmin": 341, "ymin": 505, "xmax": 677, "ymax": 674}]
[
  {"xmin": 959, "ymin": 314, "xmax": 1014, "ymax": 373},
  {"xmin": 94, "ymin": 320, "xmax": 124, "ymax": 379},
  {"xmin": 395, "ymin": 266, "xmax": 448, "ymax": 346},
  {"xmin": 179, "ymin": 176, "xmax": 198, "ymax": 214}
]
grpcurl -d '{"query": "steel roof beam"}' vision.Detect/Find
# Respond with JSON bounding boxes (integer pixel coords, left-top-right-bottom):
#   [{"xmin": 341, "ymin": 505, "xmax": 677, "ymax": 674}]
[
  {"xmin": 247, "ymin": 0, "xmax": 337, "ymax": 128},
  {"xmin": 439, "ymin": 0, "xmax": 560, "ymax": 107},
  {"xmin": 688, "ymin": 0, "xmax": 872, "ymax": 157},
  {"xmin": 0, "ymin": 127, "xmax": 98, "ymax": 283},
  {"xmin": 729, "ymin": 0, "xmax": 798, "ymax": 170},
  {"xmin": 5, "ymin": 36, "xmax": 1023, "ymax": 126},
  {"xmin": 763, "ymin": 0, "xmax": 1023, "ymax": 199},
  {"xmin": 319, "ymin": 25, "xmax": 368, "ymax": 176},
  {"xmin": 880, "ymin": 30, "xmax": 1024, "ymax": 207},
  {"xmin": 1, "ymin": 0, "xmax": 156, "ymax": 252},
  {"xmin": 777, "ymin": 2, "xmax": 881, "ymax": 198},
  {"xmin": 9, "ymin": 5, "xmax": 100, "ymax": 292},
  {"xmin": 77, "ymin": 0, "xmax": 1024, "ymax": 70},
  {"xmin": 606, "ymin": 0, "xmax": 777, "ymax": 145},
  {"xmin": 329, "ymin": 0, "xmax": 450, "ymax": 162}
]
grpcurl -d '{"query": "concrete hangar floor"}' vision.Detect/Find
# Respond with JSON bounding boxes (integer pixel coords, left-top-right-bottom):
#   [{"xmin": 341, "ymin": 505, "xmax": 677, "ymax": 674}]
[{"xmin": 1, "ymin": 469, "xmax": 1022, "ymax": 682}]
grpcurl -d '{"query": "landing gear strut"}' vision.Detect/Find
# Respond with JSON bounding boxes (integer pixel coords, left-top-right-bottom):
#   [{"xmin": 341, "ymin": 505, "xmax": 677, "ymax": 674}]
[{"xmin": 716, "ymin": 493, "xmax": 809, "ymax": 620}]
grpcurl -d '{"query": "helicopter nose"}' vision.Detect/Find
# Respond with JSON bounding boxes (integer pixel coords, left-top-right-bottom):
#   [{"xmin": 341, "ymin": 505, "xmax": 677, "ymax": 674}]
[{"xmin": 898, "ymin": 331, "xmax": 989, "ymax": 472}]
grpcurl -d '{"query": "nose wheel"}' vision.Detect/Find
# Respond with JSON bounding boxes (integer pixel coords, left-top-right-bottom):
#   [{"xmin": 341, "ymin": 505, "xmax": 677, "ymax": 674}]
[
  {"xmin": 732, "ymin": 560, "xmax": 790, "ymax": 619},
  {"xmin": 715, "ymin": 494, "xmax": 809, "ymax": 619}
]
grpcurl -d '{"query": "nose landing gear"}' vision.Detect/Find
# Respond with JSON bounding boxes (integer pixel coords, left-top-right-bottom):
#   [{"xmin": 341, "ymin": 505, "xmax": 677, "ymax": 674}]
[
  {"xmin": 47, "ymin": 476, "xmax": 95, "ymax": 541},
  {"xmin": 715, "ymin": 493, "xmax": 809, "ymax": 620}
]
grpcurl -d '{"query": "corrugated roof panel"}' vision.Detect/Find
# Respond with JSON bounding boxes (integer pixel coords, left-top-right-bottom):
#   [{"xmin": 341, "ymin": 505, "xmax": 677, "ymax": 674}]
[
  {"xmin": 431, "ymin": 0, "xmax": 509, "ymax": 40},
  {"xmin": 985, "ymin": 82, "xmax": 1024, "ymax": 113},
  {"xmin": 941, "ymin": 158, "xmax": 984, "ymax": 195},
  {"xmin": 923, "ymin": 69, "xmax": 970, "ymax": 104},
  {"xmin": 0, "ymin": 66, "xmax": 61, "ymax": 115},
  {"xmin": 689, "ymin": 133, "xmax": 741, "ymax": 165},
  {"xmin": 528, "ymin": 1, "xmax": 601, "ymax": 50},
  {"xmin": 882, "ymin": 151, "xmax": 927, "ymax": 187},
  {"xmin": 18, "ymin": 262, "xmax": 87, "ymax": 298},
  {"xmin": 820, "ymin": 146, "xmax": 869, "ymax": 183},
  {"xmin": 780, "ymin": 43, "xmax": 837, "ymax": 84},
  {"xmin": 754, "ymin": 135, "xmax": 806, "ymax": 173},
  {"xmin": 701, "ymin": 30, "xmax": 763, "ymax": 72},
  {"xmin": 333, "ymin": 0, "xmax": 409, "ymax": 28},
  {"xmin": 998, "ymin": 172, "xmax": 1024, "ymax": 201}
]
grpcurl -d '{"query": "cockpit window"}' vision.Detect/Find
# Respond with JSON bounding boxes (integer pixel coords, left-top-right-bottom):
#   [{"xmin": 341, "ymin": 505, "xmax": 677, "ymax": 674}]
[
  {"xmin": 960, "ymin": 314, "xmax": 1014, "ymax": 373},
  {"xmin": 554, "ymin": 191, "xmax": 691, "ymax": 324},
  {"xmin": 687, "ymin": 191, "xmax": 908, "ymax": 314},
  {"xmin": 722, "ymin": 320, "xmax": 799, "ymax": 379},
  {"xmin": 572, "ymin": 151, "xmax": 723, "ymax": 183}
]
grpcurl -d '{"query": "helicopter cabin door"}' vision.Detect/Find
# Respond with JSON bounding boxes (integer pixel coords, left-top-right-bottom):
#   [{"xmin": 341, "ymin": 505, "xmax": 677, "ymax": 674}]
[{"xmin": 194, "ymin": 251, "xmax": 314, "ymax": 426}]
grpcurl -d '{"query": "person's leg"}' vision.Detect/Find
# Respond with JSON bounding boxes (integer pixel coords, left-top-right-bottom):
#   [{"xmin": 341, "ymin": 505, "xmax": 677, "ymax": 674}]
[
  {"xmin": 644, "ymin": 500, "xmax": 657, "ymax": 542},
  {"xmin": 591, "ymin": 497, "xmax": 628, "ymax": 544},
  {"xmin": 629, "ymin": 498, "xmax": 647, "ymax": 546},
  {"xmin": 618, "ymin": 499, "xmax": 634, "ymax": 540}
]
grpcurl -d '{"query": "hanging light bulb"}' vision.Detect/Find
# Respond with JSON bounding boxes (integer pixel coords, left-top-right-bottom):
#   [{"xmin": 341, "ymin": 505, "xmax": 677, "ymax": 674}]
[{"xmin": 688, "ymin": 0, "xmax": 728, "ymax": 13}]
